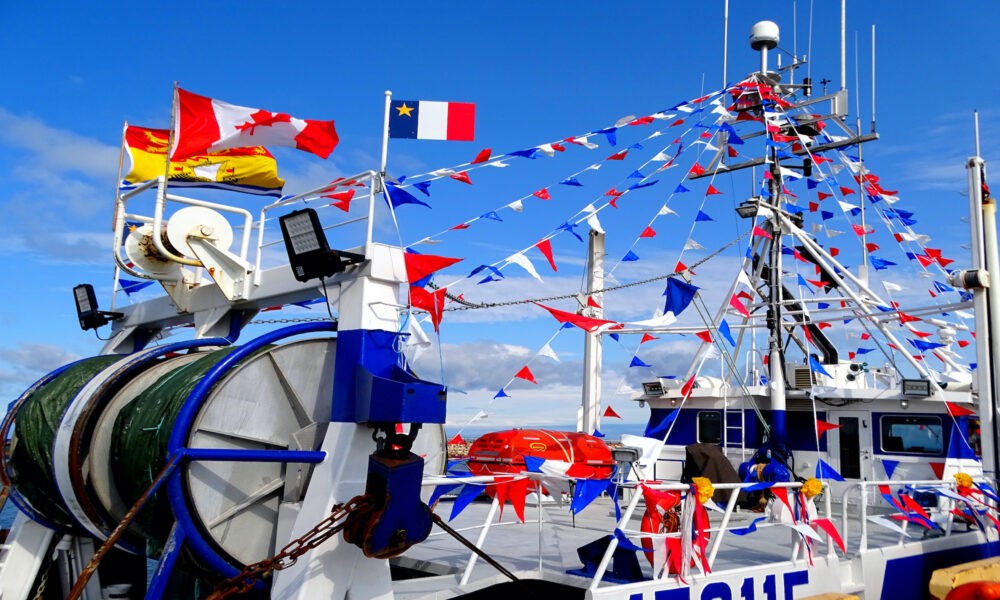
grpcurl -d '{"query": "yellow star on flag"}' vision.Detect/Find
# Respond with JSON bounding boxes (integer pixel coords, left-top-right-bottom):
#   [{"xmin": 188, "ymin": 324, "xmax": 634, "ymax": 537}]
[{"xmin": 396, "ymin": 103, "xmax": 414, "ymax": 117}]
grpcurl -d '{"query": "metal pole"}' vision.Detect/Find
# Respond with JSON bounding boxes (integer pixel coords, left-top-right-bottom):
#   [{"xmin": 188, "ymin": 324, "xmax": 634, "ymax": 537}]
[
  {"xmin": 722, "ymin": 0, "xmax": 729, "ymax": 88},
  {"xmin": 840, "ymin": 0, "xmax": 847, "ymax": 90},
  {"xmin": 580, "ymin": 230, "xmax": 605, "ymax": 434},
  {"xmin": 379, "ymin": 90, "xmax": 392, "ymax": 176}
]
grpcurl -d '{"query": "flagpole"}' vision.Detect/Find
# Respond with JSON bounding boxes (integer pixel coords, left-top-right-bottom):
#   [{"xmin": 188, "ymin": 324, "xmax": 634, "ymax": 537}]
[
  {"xmin": 110, "ymin": 121, "xmax": 129, "ymax": 311},
  {"xmin": 380, "ymin": 90, "xmax": 392, "ymax": 177}
]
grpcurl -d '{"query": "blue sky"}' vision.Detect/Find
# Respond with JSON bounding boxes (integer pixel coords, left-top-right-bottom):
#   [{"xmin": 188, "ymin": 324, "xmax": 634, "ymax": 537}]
[{"xmin": 1, "ymin": 1, "xmax": 998, "ymax": 431}]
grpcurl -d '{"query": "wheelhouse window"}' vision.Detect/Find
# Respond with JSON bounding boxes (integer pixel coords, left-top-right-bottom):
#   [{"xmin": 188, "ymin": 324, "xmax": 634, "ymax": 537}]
[
  {"xmin": 880, "ymin": 415, "xmax": 943, "ymax": 454},
  {"xmin": 697, "ymin": 411, "xmax": 722, "ymax": 444}
]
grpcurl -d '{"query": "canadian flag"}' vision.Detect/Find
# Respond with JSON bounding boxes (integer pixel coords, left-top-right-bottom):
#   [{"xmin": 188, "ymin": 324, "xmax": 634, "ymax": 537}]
[{"xmin": 170, "ymin": 88, "xmax": 339, "ymax": 160}]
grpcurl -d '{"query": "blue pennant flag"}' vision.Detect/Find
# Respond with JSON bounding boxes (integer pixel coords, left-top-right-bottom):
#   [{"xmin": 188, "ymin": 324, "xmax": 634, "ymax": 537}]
[
  {"xmin": 621, "ymin": 250, "xmax": 640, "ymax": 262},
  {"xmin": 120, "ymin": 278, "xmax": 154, "ymax": 295},
  {"xmin": 675, "ymin": 183, "xmax": 690, "ymax": 193},
  {"xmin": 628, "ymin": 170, "xmax": 645, "ymax": 179},
  {"xmin": 614, "ymin": 528, "xmax": 651, "ymax": 553},
  {"xmin": 592, "ymin": 429, "xmax": 605, "ymax": 438},
  {"xmin": 628, "ymin": 180, "xmax": 658, "ymax": 191},
  {"xmin": 855, "ymin": 347, "xmax": 875, "ymax": 355},
  {"xmin": 731, "ymin": 516, "xmax": 767, "ymax": 536},
  {"xmin": 881, "ymin": 458, "xmax": 899, "ymax": 479},
  {"xmin": 571, "ymin": 478, "xmax": 611, "ymax": 514},
  {"xmin": 562, "ymin": 322, "xmax": 576, "ymax": 329},
  {"xmin": 493, "ymin": 388, "xmax": 509, "ymax": 399},
  {"xmin": 719, "ymin": 319, "xmax": 736, "ymax": 347},
  {"xmin": 909, "ymin": 338, "xmax": 946, "ymax": 352},
  {"xmin": 597, "ymin": 127, "xmax": 617, "ymax": 146},
  {"xmin": 609, "ymin": 333, "xmax": 620, "ymax": 341},
  {"xmin": 522, "ymin": 454, "xmax": 545, "ymax": 473},
  {"xmin": 644, "ymin": 408, "xmax": 679, "ymax": 438},
  {"xmin": 695, "ymin": 210, "xmax": 714, "ymax": 222},
  {"xmin": 797, "ymin": 274, "xmax": 814, "ymax": 293},
  {"xmin": 809, "ymin": 356, "xmax": 832, "ymax": 378},
  {"xmin": 451, "ymin": 484, "xmax": 485, "ymax": 520},
  {"xmin": 469, "ymin": 264, "xmax": 504, "ymax": 280},
  {"xmin": 821, "ymin": 210, "xmax": 834, "ymax": 220},
  {"xmin": 507, "ymin": 148, "xmax": 538, "ymax": 159},
  {"xmin": 934, "ymin": 281, "xmax": 955, "ymax": 293},
  {"xmin": 385, "ymin": 183, "xmax": 431, "ymax": 209},
  {"xmin": 480, "ymin": 210, "xmax": 502, "ymax": 221},
  {"xmin": 663, "ymin": 277, "xmax": 700, "ymax": 316},
  {"xmin": 816, "ymin": 459, "xmax": 845, "ymax": 481},
  {"xmin": 807, "ymin": 178, "xmax": 819, "ymax": 189},
  {"xmin": 429, "ymin": 483, "xmax": 462, "ymax": 506},
  {"xmin": 560, "ymin": 176, "xmax": 583, "ymax": 186},
  {"xmin": 870, "ymin": 256, "xmax": 897, "ymax": 271},
  {"xmin": 413, "ymin": 181, "xmax": 432, "ymax": 196},
  {"xmin": 630, "ymin": 356, "xmax": 652, "ymax": 368},
  {"xmin": 558, "ymin": 222, "xmax": 584, "ymax": 242},
  {"xmin": 785, "ymin": 204, "xmax": 804, "ymax": 215}
]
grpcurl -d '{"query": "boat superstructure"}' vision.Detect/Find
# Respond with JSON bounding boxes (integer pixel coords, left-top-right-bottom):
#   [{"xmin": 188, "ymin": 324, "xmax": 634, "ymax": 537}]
[{"xmin": 0, "ymin": 5, "xmax": 998, "ymax": 600}]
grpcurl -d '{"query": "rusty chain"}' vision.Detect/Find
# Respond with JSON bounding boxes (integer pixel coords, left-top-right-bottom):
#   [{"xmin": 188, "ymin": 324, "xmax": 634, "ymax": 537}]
[{"xmin": 207, "ymin": 495, "xmax": 375, "ymax": 599}]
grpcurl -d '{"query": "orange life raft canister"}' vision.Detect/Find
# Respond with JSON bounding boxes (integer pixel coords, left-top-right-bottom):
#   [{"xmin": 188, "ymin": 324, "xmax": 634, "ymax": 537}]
[{"xmin": 466, "ymin": 429, "xmax": 615, "ymax": 479}]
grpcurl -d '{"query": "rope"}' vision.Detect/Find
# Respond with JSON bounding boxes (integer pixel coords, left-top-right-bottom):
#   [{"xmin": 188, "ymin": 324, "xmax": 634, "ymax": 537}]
[{"xmin": 437, "ymin": 230, "xmax": 751, "ymax": 312}]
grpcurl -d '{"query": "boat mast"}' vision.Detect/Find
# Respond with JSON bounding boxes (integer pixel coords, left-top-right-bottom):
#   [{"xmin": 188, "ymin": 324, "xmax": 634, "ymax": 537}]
[
  {"xmin": 964, "ymin": 116, "xmax": 999, "ymax": 479},
  {"xmin": 580, "ymin": 230, "xmax": 605, "ymax": 434}
]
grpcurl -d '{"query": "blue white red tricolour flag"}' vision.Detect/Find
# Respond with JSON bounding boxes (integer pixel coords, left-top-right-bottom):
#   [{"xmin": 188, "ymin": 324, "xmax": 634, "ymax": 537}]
[
  {"xmin": 389, "ymin": 100, "xmax": 475, "ymax": 141},
  {"xmin": 170, "ymin": 88, "xmax": 339, "ymax": 160}
]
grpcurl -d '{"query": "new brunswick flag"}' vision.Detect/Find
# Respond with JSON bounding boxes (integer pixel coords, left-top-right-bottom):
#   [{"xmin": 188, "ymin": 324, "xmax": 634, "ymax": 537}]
[{"xmin": 122, "ymin": 125, "xmax": 284, "ymax": 196}]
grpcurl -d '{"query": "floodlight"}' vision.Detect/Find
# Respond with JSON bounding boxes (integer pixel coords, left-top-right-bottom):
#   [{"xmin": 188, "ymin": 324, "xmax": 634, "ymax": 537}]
[
  {"xmin": 73, "ymin": 284, "xmax": 123, "ymax": 331},
  {"xmin": 279, "ymin": 208, "xmax": 365, "ymax": 282},
  {"xmin": 735, "ymin": 198, "xmax": 761, "ymax": 219}
]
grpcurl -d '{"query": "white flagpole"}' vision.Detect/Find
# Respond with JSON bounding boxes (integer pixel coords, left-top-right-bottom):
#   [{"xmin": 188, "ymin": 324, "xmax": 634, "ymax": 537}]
[{"xmin": 380, "ymin": 90, "xmax": 392, "ymax": 176}]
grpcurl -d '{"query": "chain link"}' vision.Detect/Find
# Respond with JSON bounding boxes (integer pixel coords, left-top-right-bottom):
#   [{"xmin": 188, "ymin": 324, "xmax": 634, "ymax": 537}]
[
  {"xmin": 207, "ymin": 495, "xmax": 374, "ymax": 599},
  {"xmin": 247, "ymin": 317, "xmax": 333, "ymax": 325},
  {"xmin": 439, "ymin": 230, "xmax": 751, "ymax": 312}
]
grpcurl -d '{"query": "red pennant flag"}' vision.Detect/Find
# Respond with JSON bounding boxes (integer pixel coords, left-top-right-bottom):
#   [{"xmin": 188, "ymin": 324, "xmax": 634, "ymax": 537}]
[
  {"xmin": 751, "ymin": 226, "xmax": 772, "ymax": 239},
  {"xmin": 897, "ymin": 311, "xmax": 921, "ymax": 324},
  {"xmin": 534, "ymin": 302, "xmax": 619, "ymax": 333},
  {"xmin": 605, "ymin": 188, "xmax": 623, "ymax": 197},
  {"xmin": 640, "ymin": 333, "xmax": 659, "ymax": 344},
  {"xmin": 450, "ymin": 171, "xmax": 472, "ymax": 184},
  {"xmin": 409, "ymin": 286, "xmax": 447, "ymax": 331},
  {"xmin": 688, "ymin": 163, "xmax": 705, "ymax": 176},
  {"xmin": 536, "ymin": 239, "xmax": 558, "ymax": 271},
  {"xmin": 680, "ymin": 375, "xmax": 696, "ymax": 397},
  {"xmin": 728, "ymin": 146, "xmax": 739, "ymax": 158},
  {"xmin": 629, "ymin": 116, "xmax": 655, "ymax": 126},
  {"xmin": 730, "ymin": 295, "xmax": 751, "ymax": 317},
  {"xmin": 860, "ymin": 332, "xmax": 871, "ymax": 340},
  {"xmin": 958, "ymin": 339, "xmax": 971, "ymax": 348},
  {"xmin": 809, "ymin": 201, "xmax": 819, "ymax": 212},
  {"xmin": 816, "ymin": 420, "xmax": 841, "ymax": 437},
  {"xmin": 866, "ymin": 243, "xmax": 880, "ymax": 252},
  {"xmin": 448, "ymin": 433, "xmax": 466, "ymax": 445},
  {"xmin": 910, "ymin": 330, "xmax": 933, "ymax": 339},
  {"xmin": 330, "ymin": 198, "xmax": 352, "ymax": 212},
  {"xmin": 670, "ymin": 118, "xmax": 685, "ymax": 127},
  {"xmin": 471, "ymin": 148, "xmax": 492, "ymax": 164},
  {"xmin": 607, "ymin": 150, "xmax": 628, "ymax": 160},
  {"xmin": 695, "ymin": 330, "xmax": 713, "ymax": 343},
  {"xmin": 736, "ymin": 290, "xmax": 753, "ymax": 300},
  {"xmin": 946, "ymin": 402, "xmax": 976, "ymax": 417},
  {"xmin": 640, "ymin": 226, "xmax": 657, "ymax": 238},
  {"xmin": 404, "ymin": 253, "xmax": 463, "ymax": 284},
  {"xmin": 929, "ymin": 462, "xmax": 945, "ymax": 479},
  {"xmin": 830, "ymin": 247, "xmax": 840, "ymax": 257},
  {"xmin": 324, "ymin": 188, "xmax": 355, "ymax": 202},
  {"xmin": 706, "ymin": 184, "xmax": 723, "ymax": 196},
  {"xmin": 450, "ymin": 223, "xmax": 470, "ymax": 230},
  {"xmin": 839, "ymin": 186, "xmax": 856, "ymax": 195},
  {"xmin": 849, "ymin": 351, "xmax": 856, "ymax": 360},
  {"xmin": 586, "ymin": 296, "xmax": 602, "ymax": 309},
  {"xmin": 817, "ymin": 321, "xmax": 832, "ymax": 329},
  {"xmin": 533, "ymin": 188, "xmax": 551, "ymax": 200},
  {"xmin": 603, "ymin": 406, "xmax": 623, "ymax": 419},
  {"xmin": 817, "ymin": 192, "xmax": 833, "ymax": 200},
  {"xmin": 514, "ymin": 366, "xmax": 537, "ymax": 384}
]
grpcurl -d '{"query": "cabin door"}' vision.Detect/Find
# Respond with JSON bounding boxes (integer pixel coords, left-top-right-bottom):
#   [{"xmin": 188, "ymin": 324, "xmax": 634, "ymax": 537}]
[{"xmin": 827, "ymin": 410, "xmax": 874, "ymax": 481}]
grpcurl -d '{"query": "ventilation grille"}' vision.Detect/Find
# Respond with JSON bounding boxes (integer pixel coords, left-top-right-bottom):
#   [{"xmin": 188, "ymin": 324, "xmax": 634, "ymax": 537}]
[{"xmin": 792, "ymin": 367, "xmax": 814, "ymax": 389}]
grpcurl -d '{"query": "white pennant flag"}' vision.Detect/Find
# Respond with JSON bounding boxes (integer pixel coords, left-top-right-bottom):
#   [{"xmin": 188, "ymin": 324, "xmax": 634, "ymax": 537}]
[
  {"xmin": 469, "ymin": 410, "xmax": 488, "ymax": 423},
  {"xmin": 572, "ymin": 136, "xmax": 599, "ymax": 149},
  {"xmin": 537, "ymin": 143, "xmax": 559, "ymax": 157},
  {"xmin": 508, "ymin": 252, "xmax": 543, "ymax": 282},
  {"xmin": 825, "ymin": 228, "xmax": 845, "ymax": 238},
  {"xmin": 736, "ymin": 269, "xmax": 754, "ymax": 289},
  {"xmin": 811, "ymin": 223, "xmax": 823, "ymax": 233},
  {"xmin": 430, "ymin": 168, "xmax": 455, "ymax": 177},
  {"xmin": 779, "ymin": 166, "xmax": 803, "ymax": 179},
  {"xmin": 587, "ymin": 212, "xmax": 605, "ymax": 234},
  {"xmin": 704, "ymin": 344, "xmax": 721, "ymax": 359},
  {"xmin": 651, "ymin": 151, "xmax": 671, "ymax": 161},
  {"xmin": 487, "ymin": 160, "xmax": 509, "ymax": 168},
  {"xmin": 405, "ymin": 317, "xmax": 432, "ymax": 348},
  {"xmin": 684, "ymin": 239, "xmax": 705, "ymax": 251},
  {"xmin": 538, "ymin": 343, "xmax": 560, "ymax": 362},
  {"xmin": 837, "ymin": 200, "xmax": 859, "ymax": 212},
  {"xmin": 881, "ymin": 194, "xmax": 899, "ymax": 204},
  {"xmin": 658, "ymin": 204, "xmax": 677, "ymax": 216},
  {"xmin": 628, "ymin": 313, "xmax": 678, "ymax": 328},
  {"xmin": 882, "ymin": 281, "xmax": 904, "ymax": 293},
  {"xmin": 507, "ymin": 199, "xmax": 524, "ymax": 212}
]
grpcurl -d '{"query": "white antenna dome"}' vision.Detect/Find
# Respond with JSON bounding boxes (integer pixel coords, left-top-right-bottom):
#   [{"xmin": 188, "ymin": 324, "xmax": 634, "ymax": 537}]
[{"xmin": 750, "ymin": 21, "xmax": 780, "ymax": 51}]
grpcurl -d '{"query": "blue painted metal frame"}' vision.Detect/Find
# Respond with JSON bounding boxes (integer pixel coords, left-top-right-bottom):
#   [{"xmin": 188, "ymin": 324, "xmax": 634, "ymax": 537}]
[{"xmin": 164, "ymin": 321, "xmax": 338, "ymax": 585}]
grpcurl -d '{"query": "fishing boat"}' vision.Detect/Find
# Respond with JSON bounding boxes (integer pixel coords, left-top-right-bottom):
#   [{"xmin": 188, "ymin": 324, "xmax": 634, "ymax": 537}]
[{"xmin": 0, "ymin": 3, "xmax": 997, "ymax": 599}]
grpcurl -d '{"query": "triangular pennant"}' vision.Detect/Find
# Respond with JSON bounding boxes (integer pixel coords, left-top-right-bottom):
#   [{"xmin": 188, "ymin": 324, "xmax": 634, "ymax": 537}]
[
  {"xmin": 603, "ymin": 406, "xmax": 622, "ymax": 419},
  {"xmin": 471, "ymin": 148, "xmax": 492, "ymax": 164},
  {"xmin": 882, "ymin": 458, "xmax": 899, "ymax": 479},
  {"xmin": 534, "ymin": 239, "xmax": 558, "ymax": 271},
  {"xmin": 403, "ymin": 252, "xmax": 463, "ymax": 284},
  {"xmin": 816, "ymin": 420, "xmax": 841, "ymax": 437},
  {"xmin": 718, "ymin": 320, "xmax": 736, "ymax": 347},
  {"xmin": 816, "ymin": 459, "xmax": 845, "ymax": 481},
  {"xmin": 946, "ymin": 402, "xmax": 977, "ymax": 417},
  {"xmin": 448, "ymin": 433, "xmax": 466, "ymax": 445},
  {"xmin": 514, "ymin": 366, "xmax": 537, "ymax": 384},
  {"xmin": 630, "ymin": 356, "xmax": 652, "ymax": 368},
  {"xmin": 537, "ymin": 343, "xmax": 560, "ymax": 362},
  {"xmin": 695, "ymin": 330, "xmax": 713, "ymax": 343}
]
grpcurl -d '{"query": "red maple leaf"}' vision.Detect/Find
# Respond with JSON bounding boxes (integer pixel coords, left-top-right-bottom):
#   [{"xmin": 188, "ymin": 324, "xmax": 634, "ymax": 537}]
[{"xmin": 236, "ymin": 109, "xmax": 292, "ymax": 135}]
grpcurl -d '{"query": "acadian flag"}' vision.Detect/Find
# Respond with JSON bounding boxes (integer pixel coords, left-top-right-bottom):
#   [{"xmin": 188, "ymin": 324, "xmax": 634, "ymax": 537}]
[
  {"xmin": 170, "ymin": 87, "xmax": 339, "ymax": 160},
  {"xmin": 389, "ymin": 100, "xmax": 475, "ymax": 141},
  {"xmin": 122, "ymin": 126, "xmax": 285, "ymax": 196}
]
